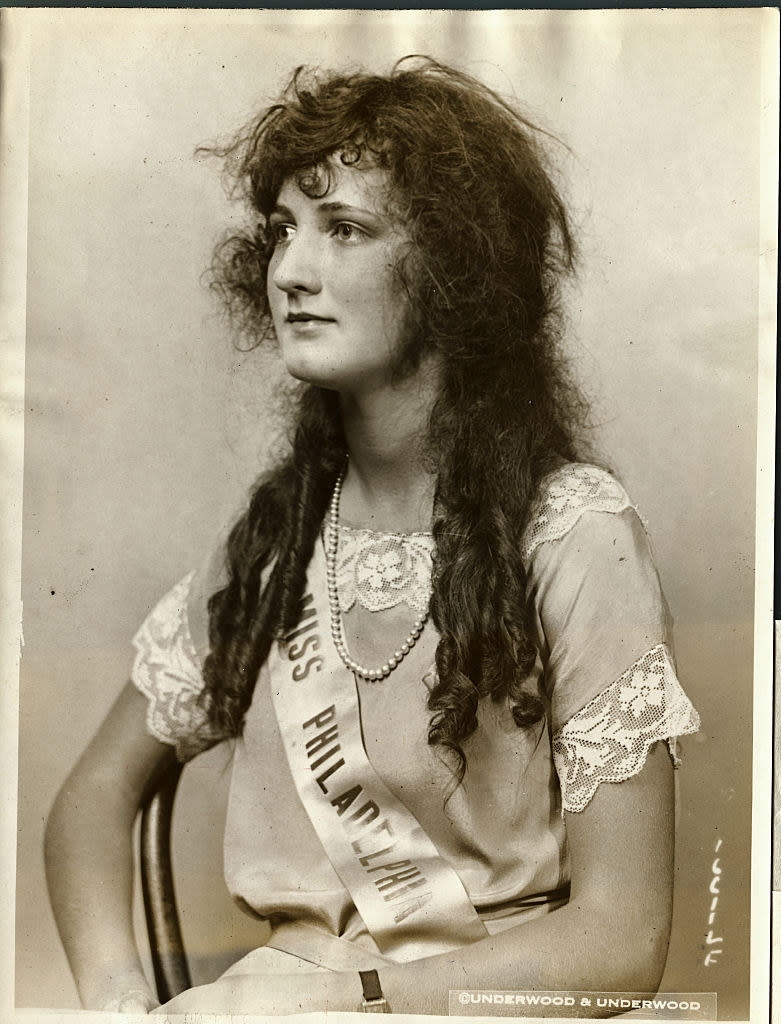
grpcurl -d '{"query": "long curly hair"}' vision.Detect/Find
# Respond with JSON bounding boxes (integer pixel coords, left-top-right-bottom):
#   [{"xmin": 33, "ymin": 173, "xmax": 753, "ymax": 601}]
[{"xmin": 200, "ymin": 57, "xmax": 591, "ymax": 779}]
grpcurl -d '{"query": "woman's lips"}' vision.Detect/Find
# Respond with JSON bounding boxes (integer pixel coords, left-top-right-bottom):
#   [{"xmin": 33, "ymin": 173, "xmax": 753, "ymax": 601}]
[{"xmin": 286, "ymin": 312, "xmax": 335, "ymax": 323}]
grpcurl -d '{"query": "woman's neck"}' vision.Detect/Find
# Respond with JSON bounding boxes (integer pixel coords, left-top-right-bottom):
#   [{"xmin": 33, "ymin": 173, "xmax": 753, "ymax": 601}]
[{"xmin": 337, "ymin": 367, "xmax": 438, "ymax": 533}]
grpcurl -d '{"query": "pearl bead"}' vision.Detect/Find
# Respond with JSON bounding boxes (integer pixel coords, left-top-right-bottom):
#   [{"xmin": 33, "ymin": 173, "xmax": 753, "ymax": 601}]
[{"xmin": 326, "ymin": 462, "xmax": 430, "ymax": 683}]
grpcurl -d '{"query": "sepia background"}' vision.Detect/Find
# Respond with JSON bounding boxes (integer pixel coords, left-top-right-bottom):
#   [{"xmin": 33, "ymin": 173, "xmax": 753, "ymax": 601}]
[{"xmin": 12, "ymin": 9, "xmax": 772, "ymax": 1018}]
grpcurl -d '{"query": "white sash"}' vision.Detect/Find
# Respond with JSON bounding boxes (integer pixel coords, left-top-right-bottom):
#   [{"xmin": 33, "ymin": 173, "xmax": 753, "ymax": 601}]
[{"xmin": 268, "ymin": 541, "xmax": 488, "ymax": 962}]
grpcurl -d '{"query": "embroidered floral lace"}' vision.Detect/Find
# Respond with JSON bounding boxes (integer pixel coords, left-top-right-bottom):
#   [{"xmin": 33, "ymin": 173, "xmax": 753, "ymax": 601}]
[
  {"xmin": 131, "ymin": 572, "xmax": 217, "ymax": 762},
  {"xmin": 335, "ymin": 525, "xmax": 434, "ymax": 614},
  {"xmin": 521, "ymin": 463, "xmax": 633, "ymax": 560},
  {"xmin": 552, "ymin": 643, "xmax": 700, "ymax": 813}
]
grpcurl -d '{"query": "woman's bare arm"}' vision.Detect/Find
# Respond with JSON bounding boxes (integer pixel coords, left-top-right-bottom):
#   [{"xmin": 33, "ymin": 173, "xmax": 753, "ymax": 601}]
[
  {"xmin": 45, "ymin": 681, "xmax": 176, "ymax": 1011},
  {"xmin": 155, "ymin": 741, "xmax": 674, "ymax": 1016},
  {"xmin": 380, "ymin": 742, "xmax": 675, "ymax": 1014}
]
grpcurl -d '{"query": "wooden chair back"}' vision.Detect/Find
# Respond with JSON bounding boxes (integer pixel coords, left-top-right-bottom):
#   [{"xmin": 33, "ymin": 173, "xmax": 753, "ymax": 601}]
[{"xmin": 139, "ymin": 760, "xmax": 192, "ymax": 1002}]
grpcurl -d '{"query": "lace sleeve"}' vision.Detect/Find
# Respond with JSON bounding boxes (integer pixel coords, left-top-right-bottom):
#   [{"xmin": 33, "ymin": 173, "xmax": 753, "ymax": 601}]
[
  {"xmin": 552, "ymin": 644, "xmax": 700, "ymax": 813},
  {"xmin": 131, "ymin": 572, "xmax": 222, "ymax": 762},
  {"xmin": 524, "ymin": 464, "xmax": 700, "ymax": 811}
]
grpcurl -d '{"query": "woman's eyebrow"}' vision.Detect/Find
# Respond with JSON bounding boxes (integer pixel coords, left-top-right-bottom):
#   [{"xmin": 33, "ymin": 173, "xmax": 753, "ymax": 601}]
[
  {"xmin": 269, "ymin": 203, "xmax": 294, "ymax": 220},
  {"xmin": 316, "ymin": 201, "xmax": 381, "ymax": 220}
]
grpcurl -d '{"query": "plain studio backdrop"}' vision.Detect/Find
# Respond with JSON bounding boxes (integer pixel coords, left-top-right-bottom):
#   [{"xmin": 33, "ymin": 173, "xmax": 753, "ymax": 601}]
[{"xmin": 8, "ymin": 8, "xmax": 775, "ymax": 1018}]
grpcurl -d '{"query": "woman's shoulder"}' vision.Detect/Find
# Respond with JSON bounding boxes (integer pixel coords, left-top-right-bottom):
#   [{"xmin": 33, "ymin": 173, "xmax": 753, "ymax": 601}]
[{"xmin": 521, "ymin": 462, "xmax": 636, "ymax": 562}]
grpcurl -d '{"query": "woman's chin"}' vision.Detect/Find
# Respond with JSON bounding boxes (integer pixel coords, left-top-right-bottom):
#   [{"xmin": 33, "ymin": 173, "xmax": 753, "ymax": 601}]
[
  {"xmin": 279, "ymin": 343, "xmax": 342, "ymax": 387},
  {"xmin": 281, "ymin": 358, "xmax": 382, "ymax": 396},
  {"xmin": 283, "ymin": 362, "xmax": 345, "ymax": 391}
]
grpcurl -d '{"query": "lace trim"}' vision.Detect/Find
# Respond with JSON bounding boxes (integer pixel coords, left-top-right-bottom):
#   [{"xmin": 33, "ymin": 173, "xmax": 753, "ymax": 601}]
[
  {"xmin": 336, "ymin": 524, "xmax": 435, "ymax": 614},
  {"xmin": 552, "ymin": 643, "xmax": 701, "ymax": 813},
  {"xmin": 130, "ymin": 572, "xmax": 218, "ymax": 762},
  {"xmin": 521, "ymin": 464, "xmax": 634, "ymax": 561}
]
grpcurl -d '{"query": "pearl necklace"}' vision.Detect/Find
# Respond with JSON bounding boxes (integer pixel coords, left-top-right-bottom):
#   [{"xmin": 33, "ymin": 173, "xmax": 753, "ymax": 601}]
[{"xmin": 326, "ymin": 469, "xmax": 430, "ymax": 682}]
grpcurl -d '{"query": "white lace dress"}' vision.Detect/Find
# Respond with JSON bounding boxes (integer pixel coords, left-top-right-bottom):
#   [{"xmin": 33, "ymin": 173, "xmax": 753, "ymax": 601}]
[{"xmin": 130, "ymin": 464, "xmax": 699, "ymax": 964}]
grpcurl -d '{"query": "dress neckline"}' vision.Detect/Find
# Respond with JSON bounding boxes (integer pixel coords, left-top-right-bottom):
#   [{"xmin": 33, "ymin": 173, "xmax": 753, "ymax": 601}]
[{"xmin": 337, "ymin": 520, "xmax": 433, "ymax": 541}]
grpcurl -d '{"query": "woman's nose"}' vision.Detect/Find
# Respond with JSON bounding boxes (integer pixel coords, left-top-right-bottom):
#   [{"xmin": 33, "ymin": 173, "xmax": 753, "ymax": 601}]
[{"xmin": 271, "ymin": 234, "xmax": 322, "ymax": 294}]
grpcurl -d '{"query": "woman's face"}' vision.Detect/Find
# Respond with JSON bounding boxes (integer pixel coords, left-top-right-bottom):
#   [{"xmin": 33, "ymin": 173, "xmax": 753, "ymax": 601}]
[{"xmin": 267, "ymin": 160, "xmax": 412, "ymax": 395}]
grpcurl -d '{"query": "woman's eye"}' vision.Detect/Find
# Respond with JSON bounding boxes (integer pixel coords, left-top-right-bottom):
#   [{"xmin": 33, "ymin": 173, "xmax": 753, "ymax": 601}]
[
  {"xmin": 270, "ymin": 223, "xmax": 295, "ymax": 245},
  {"xmin": 333, "ymin": 222, "xmax": 364, "ymax": 243}
]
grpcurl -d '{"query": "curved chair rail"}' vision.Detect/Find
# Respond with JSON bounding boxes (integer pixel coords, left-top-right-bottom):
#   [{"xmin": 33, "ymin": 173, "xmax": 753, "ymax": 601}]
[{"xmin": 139, "ymin": 760, "xmax": 192, "ymax": 1003}]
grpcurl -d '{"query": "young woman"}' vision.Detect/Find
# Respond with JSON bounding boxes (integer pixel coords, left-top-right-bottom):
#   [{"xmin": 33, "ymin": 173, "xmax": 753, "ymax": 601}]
[{"xmin": 44, "ymin": 57, "xmax": 699, "ymax": 1015}]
